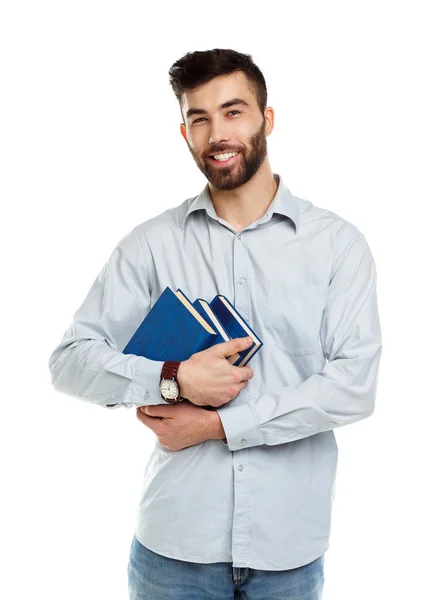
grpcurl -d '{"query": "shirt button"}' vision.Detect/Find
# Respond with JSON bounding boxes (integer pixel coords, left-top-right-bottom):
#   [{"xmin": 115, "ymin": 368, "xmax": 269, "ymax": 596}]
[
  {"xmin": 143, "ymin": 391, "xmax": 150, "ymax": 400},
  {"xmin": 238, "ymin": 465, "xmax": 244, "ymax": 471},
  {"xmin": 238, "ymin": 233, "xmax": 243, "ymax": 240},
  {"xmin": 238, "ymin": 277, "xmax": 246, "ymax": 285},
  {"xmin": 241, "ymin": 439, "xmax": 247, "ymax": 445}
]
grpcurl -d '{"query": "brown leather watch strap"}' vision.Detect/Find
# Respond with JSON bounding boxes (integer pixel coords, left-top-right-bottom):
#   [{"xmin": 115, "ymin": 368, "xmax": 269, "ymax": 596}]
[
  {"xmin": 160, "ymin": 360, "xmax": 182, "ymax": 403},
  {"xmin": 160, "ymin": 360, "xmax": 181, "ymax": 381}
]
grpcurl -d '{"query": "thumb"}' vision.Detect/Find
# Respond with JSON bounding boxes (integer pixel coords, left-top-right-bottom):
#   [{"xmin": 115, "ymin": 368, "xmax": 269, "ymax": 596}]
[{"xmin": 214, "ymin": 336, "xmax": 253, "ymax": 358}]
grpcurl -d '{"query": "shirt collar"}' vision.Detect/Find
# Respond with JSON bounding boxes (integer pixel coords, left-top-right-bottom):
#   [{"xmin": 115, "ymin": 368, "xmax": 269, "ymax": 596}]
[{"xmin": 181, "ymin": 173, "xmax": 302, "ymax": 235}]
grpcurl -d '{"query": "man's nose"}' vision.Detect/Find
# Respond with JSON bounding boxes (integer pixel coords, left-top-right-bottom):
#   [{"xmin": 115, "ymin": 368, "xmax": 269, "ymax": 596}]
[{"xmin": 209, "ymin": 123, "xmax": 230, "ymax": 145}]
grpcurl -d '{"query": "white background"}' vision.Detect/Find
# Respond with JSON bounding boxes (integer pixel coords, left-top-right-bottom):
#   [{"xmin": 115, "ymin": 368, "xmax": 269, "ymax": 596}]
[{"xmin": 1, "ymin": 1, "xmax": 447, "ymax": 598}]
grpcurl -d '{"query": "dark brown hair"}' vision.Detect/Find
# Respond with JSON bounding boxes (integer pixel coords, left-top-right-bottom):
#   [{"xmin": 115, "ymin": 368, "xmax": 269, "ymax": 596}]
[{"xmin": 168, "ymin": 48, "xmax": 268, "ymax": 121}]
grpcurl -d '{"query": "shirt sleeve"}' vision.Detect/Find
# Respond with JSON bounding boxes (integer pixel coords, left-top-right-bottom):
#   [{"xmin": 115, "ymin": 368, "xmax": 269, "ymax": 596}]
[
  {"xmin": 48, "ymin": 226, "xmax": 168, "ymax": 409},
  {"xmin": 216, "ymin": 231, "xmax": 383, "ymax": 451}
]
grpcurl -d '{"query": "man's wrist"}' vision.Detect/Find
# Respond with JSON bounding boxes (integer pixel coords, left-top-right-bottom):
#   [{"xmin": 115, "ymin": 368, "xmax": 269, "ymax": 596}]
[
  {"xmin": 160, "ymin": 360, "xmax": 187, "ymax": 402},
  {"xmin": 206, "ymin": 410, "xmax": 227, "ymax": 442},
  {"xmin": 177, "ymin": 361, "xmax": 189, "ymax": 401}
]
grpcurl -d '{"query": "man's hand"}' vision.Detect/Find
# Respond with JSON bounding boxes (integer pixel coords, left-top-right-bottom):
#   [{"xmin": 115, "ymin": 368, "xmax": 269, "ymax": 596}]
[
  {"xmin": 177, "ymin": 337, "xmax": 254, "ymax": 407},
  {"xmin": 136, "ymin": 401, "xmax": 225, "ymax": 451}
]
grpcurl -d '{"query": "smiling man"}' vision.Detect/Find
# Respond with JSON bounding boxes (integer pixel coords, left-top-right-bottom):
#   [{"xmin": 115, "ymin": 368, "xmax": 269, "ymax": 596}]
[
  {"xmin": 48, "ymin": 48, "xmax": 382, "ymax": 600},
  {"xmin": 182, "ymin": 74, "xmax": 270, "ymax": 196},
  {"xmin": 179, "ymin": 68, "xmax": 278, "ymax": 237}
]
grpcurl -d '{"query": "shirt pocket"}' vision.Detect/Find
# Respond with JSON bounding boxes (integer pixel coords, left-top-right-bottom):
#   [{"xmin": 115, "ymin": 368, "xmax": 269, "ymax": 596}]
[{"xmin": 263, "ymin": 279, "xmax": 328, "ymax": 357}]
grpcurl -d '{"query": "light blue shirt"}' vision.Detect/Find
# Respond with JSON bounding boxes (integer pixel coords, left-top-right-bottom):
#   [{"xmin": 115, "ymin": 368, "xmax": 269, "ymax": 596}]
[{"xmin": 48, "ymin": 173, "xmax": 382, "ymax": 570}]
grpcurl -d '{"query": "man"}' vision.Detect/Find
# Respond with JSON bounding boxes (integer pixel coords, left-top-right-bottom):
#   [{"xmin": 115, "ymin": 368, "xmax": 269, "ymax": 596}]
[{"xmin": 48, "ymin": 48, "xmax": 382, "ymax": 599}]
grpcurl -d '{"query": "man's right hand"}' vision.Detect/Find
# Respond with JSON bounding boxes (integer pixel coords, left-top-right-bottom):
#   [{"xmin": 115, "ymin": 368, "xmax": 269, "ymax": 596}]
[{"xmin": 177, "ymin": 337, "xmax": 255, "ymax": 408}]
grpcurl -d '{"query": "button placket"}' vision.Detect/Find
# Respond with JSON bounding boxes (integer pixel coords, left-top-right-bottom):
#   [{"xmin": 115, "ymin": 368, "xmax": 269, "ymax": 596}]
[
  {"xmin": 230, "ymin": 228, "xmax": 252, "ymax": 568},
  {"xmin": 234, "ymin": 229, "xmax": 250, "ymax": 323}
]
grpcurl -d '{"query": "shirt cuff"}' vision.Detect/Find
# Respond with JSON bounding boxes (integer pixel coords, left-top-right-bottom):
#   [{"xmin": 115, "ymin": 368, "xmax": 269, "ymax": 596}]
[
  {"xmin": 216, "ymin": 401, "xmax": 262, "ymax": 451},
  {"xmin": 103, "ymin": 356, "xmax": 167, "ymax": 409}
]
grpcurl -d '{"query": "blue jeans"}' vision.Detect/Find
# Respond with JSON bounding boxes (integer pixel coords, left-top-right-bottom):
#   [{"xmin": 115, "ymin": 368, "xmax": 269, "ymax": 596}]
[{"xmin": 128, "ymin": 535, "xmax": 325, "ymax": 599}]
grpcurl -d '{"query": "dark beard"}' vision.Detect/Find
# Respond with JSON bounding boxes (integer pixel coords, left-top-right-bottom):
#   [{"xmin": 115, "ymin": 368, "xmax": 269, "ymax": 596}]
[{"xmin": 187, "ymin": 118, "xmax": 268, "ymax": 191}]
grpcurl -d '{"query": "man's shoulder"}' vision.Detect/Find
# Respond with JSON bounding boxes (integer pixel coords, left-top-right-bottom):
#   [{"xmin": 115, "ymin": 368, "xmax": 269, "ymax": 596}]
[
  {"xmin": 299, "ymin": 196, "xmax": 363, "ymax": 245},
  {"xmin": 133, "ymin": 194, "xmax": 196, "ymax": 238},
  {"xmin": 110, "ymin": 193, "xmax": 195, "ymax": 254}
]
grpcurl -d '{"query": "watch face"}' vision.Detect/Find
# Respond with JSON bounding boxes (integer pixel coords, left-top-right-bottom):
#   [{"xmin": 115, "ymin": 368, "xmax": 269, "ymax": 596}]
[{"xmin": 160, "ymin": 379, "xmax": 179, "ymax": 399}]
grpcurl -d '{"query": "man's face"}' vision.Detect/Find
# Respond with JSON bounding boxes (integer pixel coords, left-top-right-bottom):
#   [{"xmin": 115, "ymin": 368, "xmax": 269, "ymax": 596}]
[{"xmin": 180, "ymin": 71, "xmax": 272, "ymax": 191}]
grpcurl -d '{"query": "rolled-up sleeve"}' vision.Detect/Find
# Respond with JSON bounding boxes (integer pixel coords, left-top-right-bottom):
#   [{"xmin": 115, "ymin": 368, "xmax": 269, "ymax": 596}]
[
  {"xmin": 217, "ymin": 232, "xmax": 382, "ymax": 450},
  {"xmin": 48, "ymin": 227, "xmax": 167, "ymax": 409}
]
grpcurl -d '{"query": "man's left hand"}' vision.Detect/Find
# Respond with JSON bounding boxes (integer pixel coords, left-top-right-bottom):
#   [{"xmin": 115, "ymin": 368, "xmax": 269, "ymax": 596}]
[{"xmin": 136, "ymin": 400, "xmax": 220, "ymax": 451}]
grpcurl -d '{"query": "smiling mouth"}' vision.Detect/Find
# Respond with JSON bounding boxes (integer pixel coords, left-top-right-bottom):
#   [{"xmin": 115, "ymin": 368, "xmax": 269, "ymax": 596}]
[{"xmin": 208, "ymin": 151, "xmax": 241, "ymax": 166}]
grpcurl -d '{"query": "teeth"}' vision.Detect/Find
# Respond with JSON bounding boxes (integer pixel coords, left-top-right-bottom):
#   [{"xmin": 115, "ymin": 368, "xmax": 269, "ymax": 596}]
[{"xmin": 212, "ymin": 152, "xmax": 239, "ymax": 161}]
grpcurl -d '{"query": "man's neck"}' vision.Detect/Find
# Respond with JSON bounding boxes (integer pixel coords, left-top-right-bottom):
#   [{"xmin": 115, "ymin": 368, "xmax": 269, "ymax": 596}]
[{"xmin": 208, "ymin": 162, "xmax": 278, "ymax": 232}]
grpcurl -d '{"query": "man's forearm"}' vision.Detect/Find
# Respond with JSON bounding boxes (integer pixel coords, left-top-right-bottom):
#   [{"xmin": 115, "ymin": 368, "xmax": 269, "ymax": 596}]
[{"xmin": 205, "ymin": 409, "xmax": 227, "ymax": 443}]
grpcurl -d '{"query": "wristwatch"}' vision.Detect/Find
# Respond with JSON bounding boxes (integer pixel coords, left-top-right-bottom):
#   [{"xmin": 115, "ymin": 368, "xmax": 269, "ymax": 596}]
[{"xmin": 159, "ymin": 360, "xmax": 183, "ymax": 403}]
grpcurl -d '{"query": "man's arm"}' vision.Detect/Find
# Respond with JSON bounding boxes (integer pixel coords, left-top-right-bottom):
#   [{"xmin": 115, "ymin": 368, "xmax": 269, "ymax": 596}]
[
  {"xmin": 48, "ymin": 227, "xmax": 167, "ymax": 409},
  {"xmin": 206, "ymin": 411, "xmax": 227, "ymax": 444},
  {"xmin": 215, "ymin": 230, "xmax": 382, "ymax": 451}
]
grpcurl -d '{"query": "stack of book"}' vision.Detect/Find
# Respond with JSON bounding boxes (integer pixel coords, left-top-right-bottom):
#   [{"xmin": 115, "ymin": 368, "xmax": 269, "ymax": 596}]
[{"xmin": 122, "ymin": 286, "xmax": 263, "ymax": 366}]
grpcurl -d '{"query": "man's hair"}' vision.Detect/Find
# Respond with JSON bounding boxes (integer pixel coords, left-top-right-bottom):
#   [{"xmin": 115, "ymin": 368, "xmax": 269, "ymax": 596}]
[{"xmin": 168, "ymin": 48, "xmax": 268, "ymax": 121}]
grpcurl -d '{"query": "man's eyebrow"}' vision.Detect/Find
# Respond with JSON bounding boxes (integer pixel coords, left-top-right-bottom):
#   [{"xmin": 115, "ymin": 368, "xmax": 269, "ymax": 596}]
[{"xmin": 185, "ymin": 98, "xmax": 250, "ymax": 120}]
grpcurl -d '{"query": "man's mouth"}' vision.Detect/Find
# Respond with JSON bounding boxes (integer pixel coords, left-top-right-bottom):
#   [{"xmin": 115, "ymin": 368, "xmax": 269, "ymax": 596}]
[{"xmin": 208, "ymin": 151, "xmax": 241, "ymax": 166}]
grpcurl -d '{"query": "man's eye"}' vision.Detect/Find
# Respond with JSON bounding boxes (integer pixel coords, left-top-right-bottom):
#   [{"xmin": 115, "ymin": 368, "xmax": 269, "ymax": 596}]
[{"xmin": 192, "ymin": 110, "xmax": 241, "ymax": 124}]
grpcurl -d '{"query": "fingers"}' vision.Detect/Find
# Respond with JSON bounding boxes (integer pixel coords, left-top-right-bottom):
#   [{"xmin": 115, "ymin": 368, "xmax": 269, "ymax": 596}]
[
  {"xmin": 233, "ymin": 366, "xmax": 254, "ymax": 381},
  {"xmin": 245, "ymin": 366, "xmax": 254, "ymax": 379},
  {"xmin": 217, "ymin": 336, "xmax": 253, "ymax": 358},
  {"xmin": 137, "ymin": 407, "xmax": 163, "ymax": 428}
]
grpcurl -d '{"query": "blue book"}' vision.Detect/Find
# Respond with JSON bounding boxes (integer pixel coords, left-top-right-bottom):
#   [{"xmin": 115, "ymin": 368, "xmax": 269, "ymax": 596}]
[
  {"xmin": 123, "ymin": 286, "xmax": 262, "ymax": 366},
  {"xmin": 122, "ymin": 286, "xmax": 262, "ymax": 366},
  {"xmin": 208, "ymin": 294, "xmax": 263, "ymax": 366}
]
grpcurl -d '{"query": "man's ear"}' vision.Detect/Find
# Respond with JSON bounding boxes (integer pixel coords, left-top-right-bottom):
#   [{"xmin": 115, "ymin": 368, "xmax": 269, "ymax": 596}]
[
  {"xmin": 180, "ymin": 122, "xmax": 187, "ymax": 141},
  {"xmin": 264, "ymin": 107, "xmax": 275, "ymax": 137}
]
